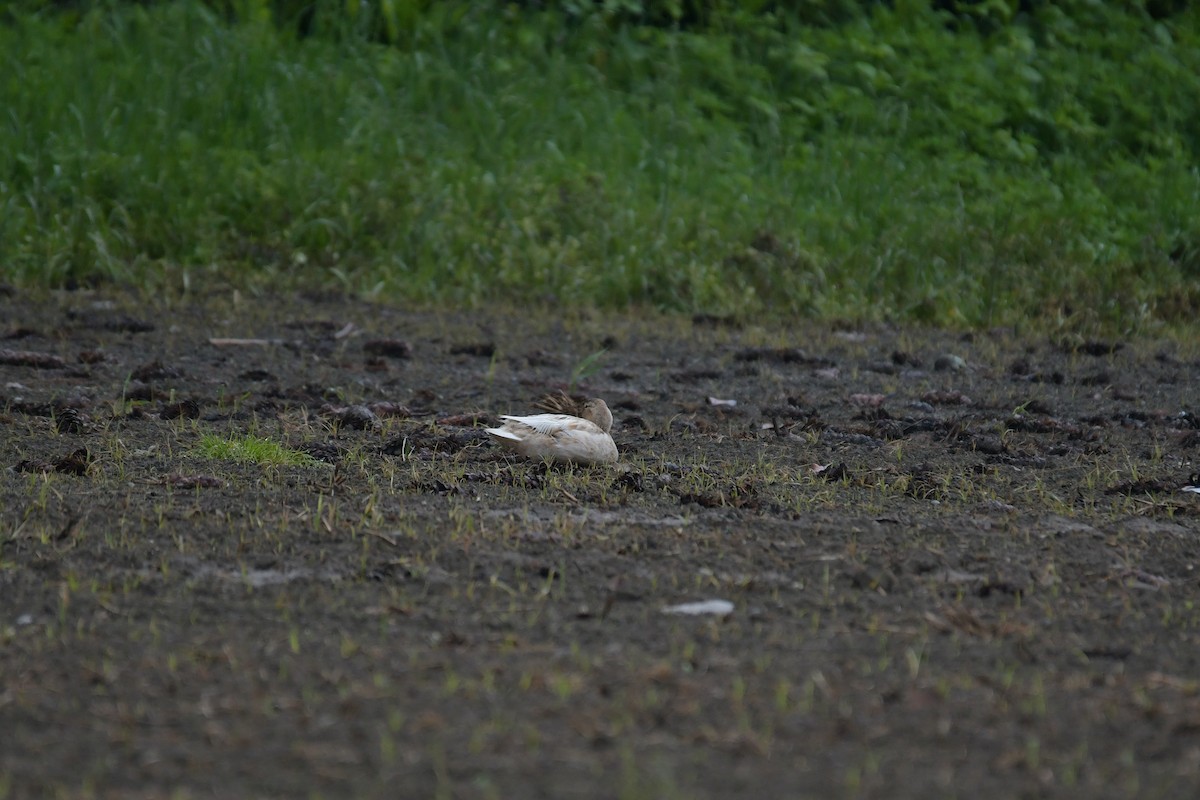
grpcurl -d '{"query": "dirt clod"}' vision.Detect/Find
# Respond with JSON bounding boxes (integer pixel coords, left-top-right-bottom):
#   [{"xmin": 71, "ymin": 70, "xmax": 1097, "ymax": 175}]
[
  {"xmin": 0, "ymin": 348, "xmax": 65, "ymax": 369},
  {"xmin": 363, "ymin": 338, "xmax": 413, "ymax": 358}
]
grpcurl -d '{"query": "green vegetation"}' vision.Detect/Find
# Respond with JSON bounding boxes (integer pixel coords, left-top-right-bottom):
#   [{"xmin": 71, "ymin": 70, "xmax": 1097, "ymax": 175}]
[
  {"xmin": 2, "ymin": 1, "xmax": 1198, "ymax": 328},
  {"xmin": 196, "ymin": 433, "xmax": 319, "ymax": 466}
]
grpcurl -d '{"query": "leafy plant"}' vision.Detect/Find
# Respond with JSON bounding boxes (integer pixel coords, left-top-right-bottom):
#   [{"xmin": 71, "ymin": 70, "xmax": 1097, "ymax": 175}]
[
  {"xmin": 1, "ymin": 0, "xmax": 1197, "ymax": 330},
  {"xmin": 569, "ymin": 349, "xmax": 608, "ymax": 391}
]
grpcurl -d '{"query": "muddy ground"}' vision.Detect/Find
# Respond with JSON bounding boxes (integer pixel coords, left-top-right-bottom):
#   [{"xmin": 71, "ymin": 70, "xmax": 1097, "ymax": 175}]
[{"xmin": 3, "ymin": 287, "xmax": 1200, "ymax": 799}]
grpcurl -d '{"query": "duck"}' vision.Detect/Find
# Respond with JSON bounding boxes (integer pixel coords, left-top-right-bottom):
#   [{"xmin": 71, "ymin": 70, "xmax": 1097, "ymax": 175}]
[{"xmin": 485, "ymin": 398, "xmax": 618, "ymax": 465}]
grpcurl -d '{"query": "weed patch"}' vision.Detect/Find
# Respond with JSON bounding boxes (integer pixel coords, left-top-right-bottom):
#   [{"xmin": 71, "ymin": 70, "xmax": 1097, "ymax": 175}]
[{"xmin": 195, "ymin": 433, "xmax": 321, "ymax": 466}]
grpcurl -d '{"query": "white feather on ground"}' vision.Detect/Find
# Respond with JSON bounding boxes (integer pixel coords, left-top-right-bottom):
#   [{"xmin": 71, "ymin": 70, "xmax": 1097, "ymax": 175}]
[{"xmin": 485, "ymin": 398, "xmax": 618, "ymax": 465}]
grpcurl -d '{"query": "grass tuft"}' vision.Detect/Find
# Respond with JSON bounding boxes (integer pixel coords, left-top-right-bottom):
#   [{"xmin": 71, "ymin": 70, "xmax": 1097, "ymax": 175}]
[{"xmin": 196, "ymin": 433, "xmax": 320, "ymax": 466}]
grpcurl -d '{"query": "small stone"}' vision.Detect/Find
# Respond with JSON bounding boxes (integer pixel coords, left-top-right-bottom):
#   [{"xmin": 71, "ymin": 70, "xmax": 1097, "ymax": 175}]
[
  {"xmin": 662, "ymin": 600, "xmax": 734, "ymax": 617},
  {"xmin": 934, "ymin": 354, "xmax": 967, "ymax": 372}
]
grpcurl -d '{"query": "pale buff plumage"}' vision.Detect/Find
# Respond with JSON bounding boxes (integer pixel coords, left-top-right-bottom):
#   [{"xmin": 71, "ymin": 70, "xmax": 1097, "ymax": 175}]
[
  {"xmin": 533, "ymin": 390, "xmax": 588, "ymax": 416},
  {"xmin": 486, "ymin": 398, "xmax": 618, "ymax": 465}
]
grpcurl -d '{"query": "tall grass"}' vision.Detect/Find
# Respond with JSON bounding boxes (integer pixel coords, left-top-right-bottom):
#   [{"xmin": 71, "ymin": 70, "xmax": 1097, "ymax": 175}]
[{"xmin": 1, "ymin": 1, "xmax": 1197, "ymax": 329}]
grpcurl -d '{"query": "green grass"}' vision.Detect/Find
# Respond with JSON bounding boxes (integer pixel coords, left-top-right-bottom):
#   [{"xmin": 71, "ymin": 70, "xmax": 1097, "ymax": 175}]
[
  {"xmin": 196, "ymin": 433, "xmax": 319, "ymax": 466},
  {"xmin": 2, "ymin": 1, "xmax": 1199, "ymax": 329}
]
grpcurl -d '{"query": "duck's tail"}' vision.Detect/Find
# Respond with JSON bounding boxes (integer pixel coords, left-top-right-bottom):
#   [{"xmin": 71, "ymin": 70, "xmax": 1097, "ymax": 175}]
[{"xmin": 485, "ymin": 426, "xmax": 521, "ymax": 442}]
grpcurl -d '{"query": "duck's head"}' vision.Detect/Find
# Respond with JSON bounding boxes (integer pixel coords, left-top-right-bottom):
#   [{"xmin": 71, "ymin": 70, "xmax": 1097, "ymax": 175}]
[{"xmin": 582, "ymin": 398, "xmax": 613, "ymax": 433}]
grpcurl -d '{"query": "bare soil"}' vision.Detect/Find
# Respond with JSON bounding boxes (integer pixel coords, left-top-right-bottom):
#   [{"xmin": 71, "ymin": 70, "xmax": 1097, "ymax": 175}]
[{"xmin": 3, "ymin": 288, "xmax": 1200, "ymax": 799}]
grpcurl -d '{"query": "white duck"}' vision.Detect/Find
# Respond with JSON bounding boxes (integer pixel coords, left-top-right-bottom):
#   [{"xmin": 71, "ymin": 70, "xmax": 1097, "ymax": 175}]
[{"xmin": 485, "ymin": 398, "xmax": 618, "ymax": 465}]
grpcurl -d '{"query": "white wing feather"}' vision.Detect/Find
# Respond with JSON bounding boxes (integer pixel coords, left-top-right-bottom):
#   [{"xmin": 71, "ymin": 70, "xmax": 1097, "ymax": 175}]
[{"xmin": 499, "ymin": 414, "xmax": 588, "ymax": 436}]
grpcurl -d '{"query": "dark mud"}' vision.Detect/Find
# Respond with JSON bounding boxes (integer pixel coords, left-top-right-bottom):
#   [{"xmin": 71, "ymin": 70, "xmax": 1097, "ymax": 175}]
[{"xmin": 3, "ymin": 289, "xmax": 1200, "ymax": 799}]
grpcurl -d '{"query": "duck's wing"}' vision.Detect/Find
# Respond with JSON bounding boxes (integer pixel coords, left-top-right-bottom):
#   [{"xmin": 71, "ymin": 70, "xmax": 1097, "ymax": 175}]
[{"xmin": 499, "ymin": 413, "xmax": 596, "ymax": 437}]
